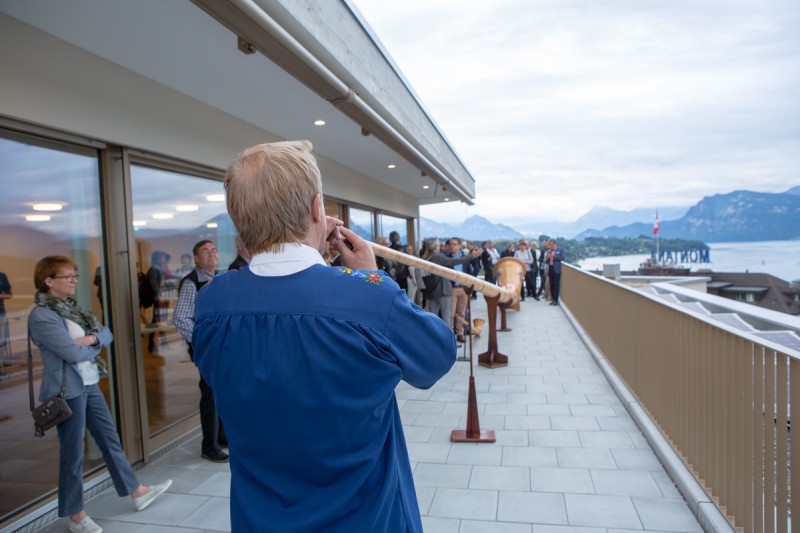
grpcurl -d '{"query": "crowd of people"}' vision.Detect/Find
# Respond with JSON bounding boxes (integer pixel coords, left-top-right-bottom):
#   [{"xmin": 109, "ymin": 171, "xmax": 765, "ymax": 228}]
[
  {"xmin": 28, "ymin": 138, "xmax": 568, "ymax": 532},
  {"xmin": 350, "ymin": 236, "xmax": 566, "ymax": 346}
]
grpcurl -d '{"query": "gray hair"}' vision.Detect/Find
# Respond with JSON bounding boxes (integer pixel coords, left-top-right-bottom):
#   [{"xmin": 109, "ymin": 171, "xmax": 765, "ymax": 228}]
[{"xmin": 423, "ymin": 237, "xmax": 439, "ymax": 253}]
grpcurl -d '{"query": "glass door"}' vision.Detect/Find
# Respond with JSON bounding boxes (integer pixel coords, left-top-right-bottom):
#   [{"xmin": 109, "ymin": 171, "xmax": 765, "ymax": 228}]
[
  {"xmin": 129, "ymin": 165, "xmax": 235, "ymax": 437},
  {"xmin": 0, "ymin": 131, "xmax": 110, "ymax": 521}
]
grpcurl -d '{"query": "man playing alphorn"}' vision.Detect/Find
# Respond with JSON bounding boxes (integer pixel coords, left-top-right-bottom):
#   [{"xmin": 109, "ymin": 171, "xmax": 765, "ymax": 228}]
[{"xmin": 192, "ymin": 140, "xmax": 456, "ymax": 532}]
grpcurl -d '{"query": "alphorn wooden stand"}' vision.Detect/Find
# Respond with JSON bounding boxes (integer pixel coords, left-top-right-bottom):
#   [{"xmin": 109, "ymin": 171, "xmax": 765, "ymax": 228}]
[
  {"xmin": 451, "ymin": 286, "xmax": 496, "ymax": 443},
  {"xmin": 478, "ymin": 294, "xmax": 509, "ymax": 369}
]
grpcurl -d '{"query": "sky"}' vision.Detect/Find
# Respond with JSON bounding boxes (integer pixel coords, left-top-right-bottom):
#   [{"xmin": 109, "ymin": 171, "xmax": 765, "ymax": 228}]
[{"xmin": 351, "ymin": 0, "xmax": 800, "ymax": 227}]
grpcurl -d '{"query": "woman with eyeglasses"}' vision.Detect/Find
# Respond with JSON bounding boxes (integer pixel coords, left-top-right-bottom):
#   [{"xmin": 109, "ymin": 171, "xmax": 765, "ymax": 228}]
[{"xmin": 28, "ymin": 256, "xmax": 171, "ymax": 533}]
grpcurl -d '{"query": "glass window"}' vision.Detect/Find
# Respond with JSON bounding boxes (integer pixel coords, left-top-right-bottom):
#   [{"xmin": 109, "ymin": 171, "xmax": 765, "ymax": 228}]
[
  {"xmin": 348, "ymin": 207, "xmax": 374, "ymax": 242},
  {"xmin": 378, "ymin": 214, "xmax": 408, "ymax": 247},
  {"xmin": 0, "ymin": 132, "xmax": 108, "ymax": 520},
  {"xmin": 130, "ymin": 165, "xmax": 234, "ymax": 435}
]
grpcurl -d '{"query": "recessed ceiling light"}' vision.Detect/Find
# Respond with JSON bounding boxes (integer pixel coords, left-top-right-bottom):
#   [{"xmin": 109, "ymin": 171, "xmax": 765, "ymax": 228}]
[
  {"xmin": 152, "ymin": 213, "xmax": 173, "ymax": 220},
  {"xmin": 33, "ymin": 203, "xmax": 63, "ymax": 211},
  {"xmin": 387, "ymin": 164, "xmax": 396, "ymax": 169},
  {"xmin": 176, "ymin": 205, "xmax": 199, "ymax": 212},
  {"xmin": 206, "ymin": 222, "xmax": 218, "ymax": 228},
  {"xmin": 26, "ymin": 214, "xmax": 51, "ymax": 222},
  {"xmin": 314, "ymin": 120, "xmax": 326, "ymax": 126},
  {"xmin": 422, "ymin": 185, "xmax": 430, "ymax": 190},
  {"xmin": 206, "ymin": 194, "xmax": 225, "ymax": 202},
  {"xmin": 132, "ymin": 220, "xmax": 147, "ymax": 227}
]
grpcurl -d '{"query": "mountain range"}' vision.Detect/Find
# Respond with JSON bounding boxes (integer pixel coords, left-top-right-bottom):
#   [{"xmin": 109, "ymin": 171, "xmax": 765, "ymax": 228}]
[
  {"xmin": 420, "ymin": 216, "xmax": 524, "ymax": 241},
  {"xmin": 577, "ymin": 188, "xmax": 800, "ymax": 242},
  {"xmin": 519, "ymin": 205, "xmax": 689, "ymax": 239},
  {"xmin": 422, "ymin": 186, "xmax": 800, "ymax": 243}
]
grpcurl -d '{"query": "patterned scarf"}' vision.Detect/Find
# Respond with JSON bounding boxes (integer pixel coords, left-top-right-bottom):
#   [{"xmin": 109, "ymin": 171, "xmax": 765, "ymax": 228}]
[{"xmin": 35, "ymin": 291, "xmax": 107, "ymax": 376}]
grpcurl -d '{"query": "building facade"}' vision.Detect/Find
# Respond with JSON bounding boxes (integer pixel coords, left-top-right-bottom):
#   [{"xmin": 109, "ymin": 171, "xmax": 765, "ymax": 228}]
[{"xmin": 0, "ymin": 0, "xmax": 475, "ymax": 527}]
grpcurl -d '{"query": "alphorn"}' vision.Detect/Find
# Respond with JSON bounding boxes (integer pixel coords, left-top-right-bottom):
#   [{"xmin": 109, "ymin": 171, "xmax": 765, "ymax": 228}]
[{"xmin": 368, "ymin": 242, "xmax": 519, "ymax": 306}]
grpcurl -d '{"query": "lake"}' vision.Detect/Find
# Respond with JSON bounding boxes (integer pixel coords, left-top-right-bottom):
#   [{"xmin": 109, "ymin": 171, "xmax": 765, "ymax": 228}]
[{"xmin": 577, "ymin": 239, "xmax": 800, "ymax": 283}]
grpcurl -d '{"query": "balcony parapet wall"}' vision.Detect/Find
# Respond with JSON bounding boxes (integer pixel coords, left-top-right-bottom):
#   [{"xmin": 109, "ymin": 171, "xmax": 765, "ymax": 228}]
[{"xmin": 562, "ymin": 264, "xmax": 796, "ymax": 533}]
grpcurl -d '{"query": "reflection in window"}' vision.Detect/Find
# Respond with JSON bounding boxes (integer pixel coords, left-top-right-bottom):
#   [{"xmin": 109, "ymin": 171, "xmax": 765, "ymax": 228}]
[
  {"xmin": 130, "ymin": 165, "xmax": 234, "ymax": 435},
  {"xmin": 0, "ymin": 132, "xmax": 108, "ymax": 520},
  {"xmin": 349, "ymin": 207, "xmax": 374, "ymax": 242},
  {"xmin": 379, "ymin": 214, "xmax": 408, "ymax": 246}
]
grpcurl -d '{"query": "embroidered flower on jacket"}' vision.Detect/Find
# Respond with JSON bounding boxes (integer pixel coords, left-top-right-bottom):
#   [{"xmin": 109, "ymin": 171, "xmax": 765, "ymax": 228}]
[{"xmin": 338, "ymin": 267, "xmax": 384, "ymax": 285}]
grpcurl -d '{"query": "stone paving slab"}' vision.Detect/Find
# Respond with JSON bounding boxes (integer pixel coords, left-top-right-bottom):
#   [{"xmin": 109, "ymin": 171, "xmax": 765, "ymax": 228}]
[{"xmin": 34, "ymin": 296, "xmax": 702, "ymax": 532}]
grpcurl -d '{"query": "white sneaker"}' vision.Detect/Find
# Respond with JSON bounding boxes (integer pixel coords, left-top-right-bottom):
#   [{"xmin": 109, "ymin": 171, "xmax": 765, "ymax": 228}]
[
  {"xmin": 133, "ymin": 479, "xmax": 173, "ymax": 512},
  {"xmin": 68, "ymin": 515, "xmax": 102, "ymax": 533}
]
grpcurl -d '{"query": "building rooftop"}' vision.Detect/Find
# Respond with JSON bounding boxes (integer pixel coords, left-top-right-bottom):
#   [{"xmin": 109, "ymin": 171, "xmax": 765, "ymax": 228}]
[
  {"xmin": 32, "ymin": 296, "xmax": 702, "ymax": 532},
  {"xmin": 707, "ymin": 272, "xmax": 800, "ymax": 315},
  {"xmin": 638, "ymin": 278, "xmax": 800, "ymax": 357}
]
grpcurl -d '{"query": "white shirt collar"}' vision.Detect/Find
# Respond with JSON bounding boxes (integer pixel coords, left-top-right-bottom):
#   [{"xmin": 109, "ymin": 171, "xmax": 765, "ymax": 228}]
[{"xmin": 248, "ymin": 243, "xmax": 326, "ymax": 277}]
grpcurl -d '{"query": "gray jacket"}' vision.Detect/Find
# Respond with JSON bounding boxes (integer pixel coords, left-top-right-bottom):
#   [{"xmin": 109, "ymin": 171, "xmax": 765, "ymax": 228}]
[
  {"xmin": 427, "ymin": 252, "xmax": 475, "ymax": 299},
  {"xmin": 28, "ymin": 306, "xmax": 113, "ymax": 401}
]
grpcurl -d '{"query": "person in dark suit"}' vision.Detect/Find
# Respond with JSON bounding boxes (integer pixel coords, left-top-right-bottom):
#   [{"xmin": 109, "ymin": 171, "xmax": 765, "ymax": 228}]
[
  {"xmin": 500, "ymin": 243, "xmax": 515, "ymax": 258},
  {"xmin": 465, "ymin": 241, "xmax": 481, "ymax": 299},
  {"xmin": 388, "ymin": 231, "xmax": 403, "ymax": 251},
  {"xmin": 480, "ymin": 241, "xmax": 495, "ymax": 284},
  {"xmin": 547, "ymin": 239, "xmax": 565, "ymax": 306},
  {"xmin": 227, "ymin": 235, "xmax": 251, "ymax": 271},
  {"xmin": 536, "ymin": 241, "xmax": 547, "ymax": 300}
]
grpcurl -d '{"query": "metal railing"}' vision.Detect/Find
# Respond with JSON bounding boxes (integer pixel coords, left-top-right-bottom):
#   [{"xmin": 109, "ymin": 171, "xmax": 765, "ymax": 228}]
[{"xmin": 562, "ymin": 264, "xmax": 796, "ymax": 533}]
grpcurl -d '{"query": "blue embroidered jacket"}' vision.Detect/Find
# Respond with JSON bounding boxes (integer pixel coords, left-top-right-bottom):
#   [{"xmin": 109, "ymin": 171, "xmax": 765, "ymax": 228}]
[{"xmin": 193, "ymin": 265, "xmax": 456, "ymax": 532}]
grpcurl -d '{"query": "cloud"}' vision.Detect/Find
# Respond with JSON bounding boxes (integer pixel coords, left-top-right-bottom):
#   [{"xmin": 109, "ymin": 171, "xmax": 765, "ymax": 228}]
[{"xmin": 355, "ymin": 0, "xmax": 800, "ymax": 225}]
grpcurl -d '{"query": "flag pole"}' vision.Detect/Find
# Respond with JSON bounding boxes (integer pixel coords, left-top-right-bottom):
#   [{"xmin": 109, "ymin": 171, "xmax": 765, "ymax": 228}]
[
  {"xmin": 654, "ymin": 209, "xmax": 661, "ymax": 265},
  {"xmin": 656, "ymin": 233, "xmax": 660, "ymax": 265}
]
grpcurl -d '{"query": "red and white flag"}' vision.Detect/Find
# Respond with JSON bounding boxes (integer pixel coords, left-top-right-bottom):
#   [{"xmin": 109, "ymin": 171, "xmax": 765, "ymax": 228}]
[{"xmin": 653, "ymin": 210, "xmax": 660, "ymax": 235}]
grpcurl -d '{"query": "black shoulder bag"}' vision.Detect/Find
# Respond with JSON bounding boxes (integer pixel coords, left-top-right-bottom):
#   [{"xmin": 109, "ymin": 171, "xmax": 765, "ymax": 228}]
[
  {"xmin": 421, "ymin": 273, "xmax": 441, "ymax": 296},
  {"xmin": 28, "ymin": 331, "xmax": 72, "ymax": 437}
]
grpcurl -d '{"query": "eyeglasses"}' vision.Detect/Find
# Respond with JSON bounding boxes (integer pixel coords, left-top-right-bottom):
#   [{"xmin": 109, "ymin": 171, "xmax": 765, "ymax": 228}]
[
  {"xmin": 197, "ymin": 249, "xmax": 218, "ymax": 256},
  {"xmin": 52, "ymin": 274, "xmax": 79, "ymax": 281}
]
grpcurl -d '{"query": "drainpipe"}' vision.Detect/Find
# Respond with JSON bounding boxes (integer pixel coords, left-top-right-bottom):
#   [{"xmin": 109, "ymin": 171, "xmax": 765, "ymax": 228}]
[{"xmin": 191, "ymin": 0, "xmax": 473, "ymax": 204}]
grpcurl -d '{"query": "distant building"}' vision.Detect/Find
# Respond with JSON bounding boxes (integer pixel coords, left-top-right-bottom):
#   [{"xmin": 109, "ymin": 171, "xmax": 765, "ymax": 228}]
[
  {"xmin": 706, "ymin": 273, "xmax": 800, "ymax": 316},
  {"xmin": 590, "ymin": 263, "xmax": 800, "ymax": 316}
]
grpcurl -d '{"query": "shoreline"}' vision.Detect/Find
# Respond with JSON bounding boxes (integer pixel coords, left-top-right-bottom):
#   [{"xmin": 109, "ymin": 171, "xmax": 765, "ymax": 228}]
[{"xmin": 577, "ymin": 239, "xmax": 800, "ymax": 283}]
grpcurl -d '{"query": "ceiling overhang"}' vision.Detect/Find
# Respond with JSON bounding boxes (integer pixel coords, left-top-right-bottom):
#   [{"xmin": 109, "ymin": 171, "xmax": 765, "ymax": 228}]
[{"xmin": 0, "ymin": 0, "xmax": 475, "ymax": 207}]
